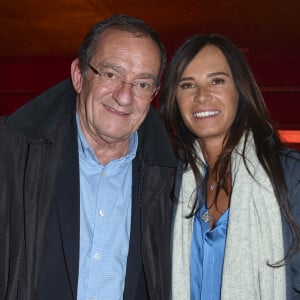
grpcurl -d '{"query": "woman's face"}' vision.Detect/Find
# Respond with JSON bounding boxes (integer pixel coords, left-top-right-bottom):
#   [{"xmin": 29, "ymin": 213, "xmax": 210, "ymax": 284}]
[{"xmin": 176, "ymin": 44, "xmax": 239, "ymax": 147}]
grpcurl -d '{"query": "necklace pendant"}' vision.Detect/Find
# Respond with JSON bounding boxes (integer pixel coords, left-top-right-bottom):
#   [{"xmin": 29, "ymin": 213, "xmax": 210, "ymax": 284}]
[
  {"xmin": 201, "ymin": 209, "xmax": 212, "ymax": 223},
  {"xmin": 209, "ymin": 182, "xmax": 215, "ymax": 191}
]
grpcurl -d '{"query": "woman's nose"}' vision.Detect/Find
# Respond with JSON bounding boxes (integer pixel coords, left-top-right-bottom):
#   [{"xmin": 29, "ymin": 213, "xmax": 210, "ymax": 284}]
[{"xmin": 193, "ymin": 88, "xmax": 213, "ymax": 104}]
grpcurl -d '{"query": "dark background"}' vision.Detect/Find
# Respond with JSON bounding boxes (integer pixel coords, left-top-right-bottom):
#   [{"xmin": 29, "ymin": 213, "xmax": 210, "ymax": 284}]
[{"xmin": 1, "ymin": 0, "xmax": 299, "ymax": 148}]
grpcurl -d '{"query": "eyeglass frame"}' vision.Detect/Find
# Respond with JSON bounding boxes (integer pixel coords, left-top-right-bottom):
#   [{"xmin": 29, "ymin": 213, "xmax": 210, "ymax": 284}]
[{"xmin": 86, "ymin": 63, "xmax": 159, "ymax": 100}]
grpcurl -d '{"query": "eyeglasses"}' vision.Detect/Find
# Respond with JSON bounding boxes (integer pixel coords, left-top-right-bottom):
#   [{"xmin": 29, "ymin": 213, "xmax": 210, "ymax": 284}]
[{"xmin": 87, "ymin": 63, "xmax": 158, "ymax": 100}]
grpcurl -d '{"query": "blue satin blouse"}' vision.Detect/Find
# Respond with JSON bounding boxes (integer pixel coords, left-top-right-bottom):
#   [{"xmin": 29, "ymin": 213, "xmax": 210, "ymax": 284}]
[{"xmin": 190, "ymin": 202, "xmax": 229, "ymax": 300}]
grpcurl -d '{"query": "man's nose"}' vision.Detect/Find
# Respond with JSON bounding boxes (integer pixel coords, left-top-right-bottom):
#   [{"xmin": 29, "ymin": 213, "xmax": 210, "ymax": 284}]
[{"xmin": 112, "ymin": 82, "xmax": 134, "ymax": 106}]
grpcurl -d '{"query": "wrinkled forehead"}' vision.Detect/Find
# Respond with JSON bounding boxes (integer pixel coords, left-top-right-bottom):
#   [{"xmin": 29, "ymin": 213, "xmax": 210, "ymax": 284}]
[{"xmin": 92, "ymin": 29, "xmax": 161, "ymax": 79}]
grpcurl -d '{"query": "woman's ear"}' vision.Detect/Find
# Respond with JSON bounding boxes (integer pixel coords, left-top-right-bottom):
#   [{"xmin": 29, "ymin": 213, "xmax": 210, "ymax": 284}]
[{"xmin": 71, "ymin": 58, "xmax": 83, "ymax": 93}]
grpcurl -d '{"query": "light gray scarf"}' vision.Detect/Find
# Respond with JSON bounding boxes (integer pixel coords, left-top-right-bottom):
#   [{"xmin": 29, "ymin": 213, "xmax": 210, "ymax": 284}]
[{"xmin": 171, "ymin": 133, "xmax": 286, "ymax": 300}]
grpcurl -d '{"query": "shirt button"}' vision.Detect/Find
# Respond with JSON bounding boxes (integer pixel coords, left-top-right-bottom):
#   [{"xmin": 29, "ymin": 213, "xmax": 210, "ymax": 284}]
[
  {"xmin": 89, "ymin": 297, "xmax": 95, "ymax": 300},
  {"xmin": 102, "ymin": 170, "xmax": 107, "ymax": 176},
  {"xmin": 99, "ymin": 210, "xmax": 105, "ymax": 217},
  {"xmin": 93, "ymin": 253, "xmax": 100, "ymax": 260}
]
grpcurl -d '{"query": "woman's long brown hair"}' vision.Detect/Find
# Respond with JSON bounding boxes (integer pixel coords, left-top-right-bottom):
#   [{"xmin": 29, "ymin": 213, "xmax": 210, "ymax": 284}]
[{"xmin": 159, "ymin": 34, "xmax": 300, "ymax": 263}]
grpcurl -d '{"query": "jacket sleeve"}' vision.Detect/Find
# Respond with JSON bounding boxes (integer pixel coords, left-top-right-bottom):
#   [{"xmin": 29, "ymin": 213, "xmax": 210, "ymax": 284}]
[{"xmin": 281, "ymin": 150, "xmax": 300, "ymax": 299}]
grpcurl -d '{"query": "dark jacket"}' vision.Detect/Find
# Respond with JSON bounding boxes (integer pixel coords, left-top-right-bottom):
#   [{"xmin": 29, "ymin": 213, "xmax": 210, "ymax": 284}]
[
  {"xmin": 0, "ymin": 79, "xmax": 177, "ymax": 300},
  {"xmin": 280, "ymin": 151, "xmax": 300, "ymax": 299}
]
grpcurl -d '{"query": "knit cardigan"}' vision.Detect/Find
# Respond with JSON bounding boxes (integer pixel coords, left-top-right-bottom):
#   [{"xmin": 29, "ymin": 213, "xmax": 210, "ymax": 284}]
[{"xmin": 172, "ymin": 134, "xmax": 286, "ymax": 300}]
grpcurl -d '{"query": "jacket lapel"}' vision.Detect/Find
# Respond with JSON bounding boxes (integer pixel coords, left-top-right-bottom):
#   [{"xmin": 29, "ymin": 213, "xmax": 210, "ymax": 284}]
[{"xmin": 55, "ymin": 117, "xmax": 80, "ymax": 297}]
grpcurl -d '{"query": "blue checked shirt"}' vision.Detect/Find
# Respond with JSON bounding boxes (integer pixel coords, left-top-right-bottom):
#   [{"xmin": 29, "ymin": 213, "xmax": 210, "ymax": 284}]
[{"xmin": 76, "ymin": 115, "xmax": 138, "ymax": 300}]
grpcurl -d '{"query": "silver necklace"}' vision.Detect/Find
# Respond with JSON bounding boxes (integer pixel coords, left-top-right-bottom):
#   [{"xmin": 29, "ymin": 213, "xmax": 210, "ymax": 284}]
[
  {"xmin": 201, "ymin": 176, "xmax": 217, "ymax": 222},
  {"xmin": 209, "ymin": 181, "xmax": 217, "ymax": 191},
  {"xmin": 201, "ymin": 209, "xmax": 212, "ymax": 223}
]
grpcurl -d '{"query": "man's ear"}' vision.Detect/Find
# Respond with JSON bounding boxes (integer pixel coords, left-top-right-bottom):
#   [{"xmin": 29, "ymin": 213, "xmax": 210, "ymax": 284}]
[{"xmin": 71, "ymin": 58, "xmax": 83, "ymax": 93}]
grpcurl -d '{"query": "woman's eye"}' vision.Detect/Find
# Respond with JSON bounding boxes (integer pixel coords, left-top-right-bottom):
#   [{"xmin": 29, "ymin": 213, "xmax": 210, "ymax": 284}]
[
  {"xmin": 179, "ymin": 82, "xmax": 194, "ymax": 89},
  {"xmin": 212, "ymin": 78, "xmax": 225, "ymax": 85}
]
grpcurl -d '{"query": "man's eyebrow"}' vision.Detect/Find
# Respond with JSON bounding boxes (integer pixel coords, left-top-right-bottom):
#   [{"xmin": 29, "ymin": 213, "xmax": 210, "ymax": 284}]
[
  {"xmin": 135, "ymin": 73, "xmax": 156, "ymax": 81},
  {"xmin": 98, "ymin": 62, "xmax": 125, "ymax": 72},
  {"xmin": 98, "ymin": 62, "xmax": 156, "ymax": 81}
]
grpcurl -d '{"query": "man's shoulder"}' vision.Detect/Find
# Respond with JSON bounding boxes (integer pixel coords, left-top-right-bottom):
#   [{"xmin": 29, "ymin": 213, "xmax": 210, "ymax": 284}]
[{"xmin": 4, "ymin": 78, "xmax": 76, "ymax": 140}]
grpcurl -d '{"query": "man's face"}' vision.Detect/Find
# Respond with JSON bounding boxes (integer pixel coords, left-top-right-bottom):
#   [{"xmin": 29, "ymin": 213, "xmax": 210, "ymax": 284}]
[{"xmin": 72, "ymin": 29, "xmax": 161, "ymax": 146}]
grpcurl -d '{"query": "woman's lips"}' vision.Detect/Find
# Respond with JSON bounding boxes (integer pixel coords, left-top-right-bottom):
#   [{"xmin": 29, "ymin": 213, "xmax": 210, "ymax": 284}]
[{"xmin": 192, "ymin": 110, "xmax": 220, "ymax": 118}]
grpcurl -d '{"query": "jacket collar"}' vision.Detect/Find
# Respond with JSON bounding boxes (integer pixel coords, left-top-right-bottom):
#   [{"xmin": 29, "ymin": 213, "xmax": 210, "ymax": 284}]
[
  {"xmin": 5, "ymin": 78, "xmax": 176, "ymax": 167},
  {"xmin": 5, "ymin": 78, "xmax": 76, "ymax": 141},
  {"xmin": 137, "ymin": 106, "xmax": 176, "ymax": 168}
]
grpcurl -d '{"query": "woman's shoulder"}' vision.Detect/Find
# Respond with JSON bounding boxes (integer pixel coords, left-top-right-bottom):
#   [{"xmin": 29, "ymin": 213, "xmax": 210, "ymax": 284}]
[
  {"xmin": 280, "ymin": 149, "xmax": 300, "ymax": 207},
  {"xmin": 280, "ymin": 150, "xmax": 300, "ymax": 298},
  {"xmin": 280, "ymin": 149, "xmax": 300, "ymax": 173}
]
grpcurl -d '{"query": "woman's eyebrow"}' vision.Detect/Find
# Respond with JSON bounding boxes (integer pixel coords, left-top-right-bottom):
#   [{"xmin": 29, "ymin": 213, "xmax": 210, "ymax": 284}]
[
  {"xmin": 178, "ymin": 71, "xmax": 231, "ymax": 82},
  {"xmin": 178, "ymin": 76, "xmax": 195, "ymax": 82},
  {"xmin": 207, "ymin": 71, "xmax": 231, "ymax": 78}
]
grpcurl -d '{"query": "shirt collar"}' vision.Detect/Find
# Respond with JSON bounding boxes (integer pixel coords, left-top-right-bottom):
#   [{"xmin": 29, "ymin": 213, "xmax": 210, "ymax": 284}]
[{"xmin": 76, "ymin": 113, "xmax": 138, "ymax": 162}]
